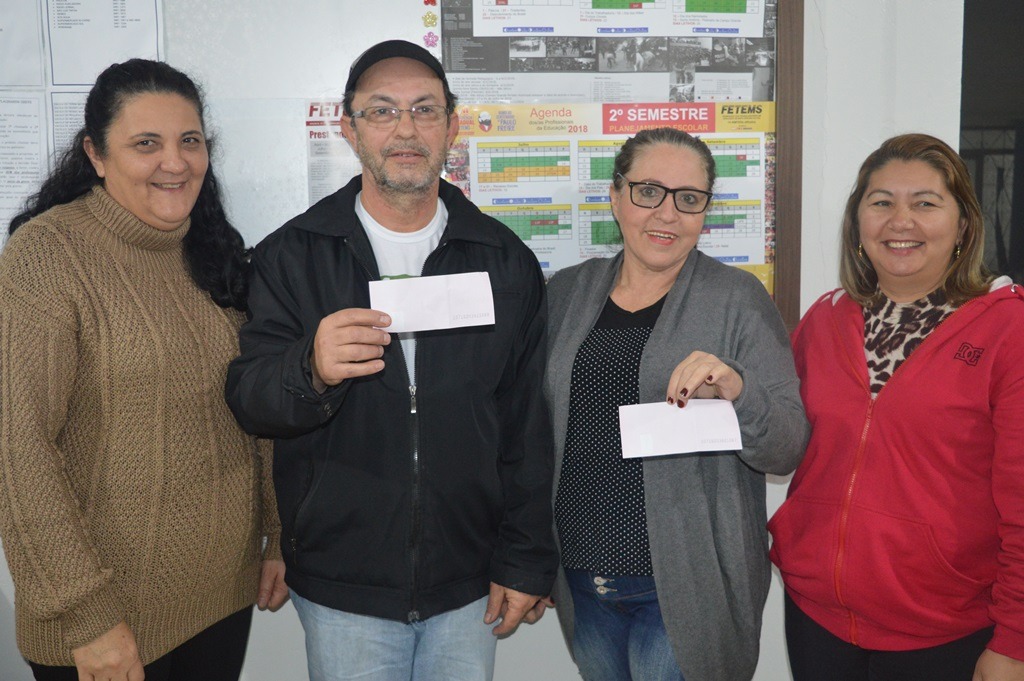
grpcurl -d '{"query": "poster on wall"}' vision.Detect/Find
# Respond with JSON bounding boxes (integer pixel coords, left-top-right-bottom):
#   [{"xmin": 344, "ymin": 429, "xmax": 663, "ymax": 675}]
[
  {"xmin": 469, "ymin": 0, "xmax": 766, "ymax": 38},
  {"xmin": 431, "ymin": 0, "xmax": 778, "ymax": 290},
  {"xmin": 45, "ymin": 0, "xmax": 162, "ymax": 86},
  {"xmin": 441, "ymin": 0, "xmax": 776, "ymax": 104},
  {"xmin": 0, "ymin": 95, "xmax": 47, "ymax": 247},
  {"xmin": 1, "ymin": 0, "xmax": 46, "ymax": 87},
  {"xmin": 305, "ymin": 99, "xmax": 361, "ymax": 205},
  {"xmin": 446, "ymin": 101, "xmax": 774, "ymax": 286}
]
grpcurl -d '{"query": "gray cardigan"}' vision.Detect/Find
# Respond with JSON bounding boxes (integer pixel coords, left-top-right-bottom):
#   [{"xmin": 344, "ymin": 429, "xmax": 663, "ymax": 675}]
[{"xmin": 545, "ymin": 250, "xmax": 809, "ymax": 681}]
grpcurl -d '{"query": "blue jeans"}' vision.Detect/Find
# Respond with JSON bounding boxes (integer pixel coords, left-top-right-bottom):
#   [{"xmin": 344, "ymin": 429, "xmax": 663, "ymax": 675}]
[
  {"xmin": 290, "ymin": 590, "xmax": 497, "ymax": 681},
  {"xmin": 565, "ymin": 569, "xmax": 685, "ymax": 681}
]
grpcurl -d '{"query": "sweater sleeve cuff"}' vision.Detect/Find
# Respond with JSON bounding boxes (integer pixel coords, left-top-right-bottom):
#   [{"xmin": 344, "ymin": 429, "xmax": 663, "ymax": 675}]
[
  {"xmin": 725, "ymin": 359, "xmax": 757, "ymax": 416},
  {"xmin": 61, "ymin": 583, "xmax": 124, "ymax": 651},
  {"xmin": 987, "ymin": 624, "xmax": 1024, "ymax": 662},
  {"xmin": 262, "ymin": 532, "xmax": 282, "ymax": 562}
]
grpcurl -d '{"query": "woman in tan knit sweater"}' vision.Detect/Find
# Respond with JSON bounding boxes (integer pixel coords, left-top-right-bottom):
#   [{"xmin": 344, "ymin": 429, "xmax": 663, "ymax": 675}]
[{"xmin": 0, "ymin": 59, "xmax": 285, "ymax": 681}]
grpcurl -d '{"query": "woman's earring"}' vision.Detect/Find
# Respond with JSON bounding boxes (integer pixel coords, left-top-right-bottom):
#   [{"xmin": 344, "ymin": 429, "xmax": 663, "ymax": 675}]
[
  {"xmin": 954, "ymin": 243, "xmax": 962, "ymax": 260},
  {"xmin": 858, "ymin": 243, "xmax": 865, "ymax": 259}
]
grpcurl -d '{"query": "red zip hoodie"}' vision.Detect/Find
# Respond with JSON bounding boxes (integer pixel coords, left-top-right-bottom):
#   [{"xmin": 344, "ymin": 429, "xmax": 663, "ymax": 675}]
[{"xmin": 770, "ymin": 283, "xmax": 1024, "ymax": 659}]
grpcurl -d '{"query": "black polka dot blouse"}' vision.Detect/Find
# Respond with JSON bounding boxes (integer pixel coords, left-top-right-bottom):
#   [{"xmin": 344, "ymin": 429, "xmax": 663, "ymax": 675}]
[{"xmin": 554, "ymin": 294, "xmax": 665, "ymax": 576}]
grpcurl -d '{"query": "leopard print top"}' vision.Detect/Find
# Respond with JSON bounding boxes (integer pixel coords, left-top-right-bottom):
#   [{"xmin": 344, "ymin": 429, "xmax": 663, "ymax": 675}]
[{"xmin": 863, "ymin": 289, "xmax": 957, "ymax": 396}]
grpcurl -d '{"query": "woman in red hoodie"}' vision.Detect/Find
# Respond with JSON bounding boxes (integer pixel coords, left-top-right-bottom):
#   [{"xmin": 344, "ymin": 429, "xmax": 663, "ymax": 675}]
[{"xmin": 769, "ymin": 133, "xmax": 1024, "ymax": 681}]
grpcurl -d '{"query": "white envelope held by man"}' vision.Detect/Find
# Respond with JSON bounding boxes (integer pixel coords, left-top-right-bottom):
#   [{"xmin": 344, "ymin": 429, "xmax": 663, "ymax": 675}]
[
  {"xmin": 618, "ymin": 399, "xmax": 743, "ymax": 459},
  {"xmin": 369, "ymin": 272, "xmax": 496, "ymax": 333}
]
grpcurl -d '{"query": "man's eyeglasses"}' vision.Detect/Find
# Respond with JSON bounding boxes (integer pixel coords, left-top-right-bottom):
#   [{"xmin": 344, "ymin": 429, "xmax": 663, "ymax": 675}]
[
  {"xmin": 350, "ymin": 105, "xmax": 449, "ymax": 128},
  {"xmin": 616, "ymin": 173, "xmax": 713, "ymax": 214}
]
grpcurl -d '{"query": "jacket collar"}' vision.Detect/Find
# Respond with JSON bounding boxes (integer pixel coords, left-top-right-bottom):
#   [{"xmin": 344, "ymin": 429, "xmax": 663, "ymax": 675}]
[
  {"xmin": 826, "ymin": 281, "xmax": 1024, "ymax": 367},
  {"xmin": 294, "ymin": 175, "xmax": 502, "ymax": 248},
  {"xmin": 827, "ymin": 280, "xmax": 1024, "ymax": 313}
]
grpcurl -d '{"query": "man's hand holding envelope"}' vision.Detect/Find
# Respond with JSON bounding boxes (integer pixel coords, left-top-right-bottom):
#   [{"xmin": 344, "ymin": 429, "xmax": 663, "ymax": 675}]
[
  {"xmin": 311, "ymin": 308, "xmax": 393, "ymax": 389},
  {"xmin": 311, "ymin": 272, "xmax": 496, "ymax": 391}
]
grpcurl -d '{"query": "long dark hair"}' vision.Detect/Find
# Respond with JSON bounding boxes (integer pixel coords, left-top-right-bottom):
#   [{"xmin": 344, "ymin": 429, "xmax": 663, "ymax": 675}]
[{"xmin": 9, "ymin": 59, "xmax": 250, "ymax": 311}]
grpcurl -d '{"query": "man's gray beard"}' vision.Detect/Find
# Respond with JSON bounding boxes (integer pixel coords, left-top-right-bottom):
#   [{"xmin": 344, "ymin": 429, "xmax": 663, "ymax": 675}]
[
  {"xmin": 375, "ymin": 170, "xmax": 438, "ymax": 195},
  {"xmin": 357, "ymin": 141, "xmax": 445, "ymax": 197}
]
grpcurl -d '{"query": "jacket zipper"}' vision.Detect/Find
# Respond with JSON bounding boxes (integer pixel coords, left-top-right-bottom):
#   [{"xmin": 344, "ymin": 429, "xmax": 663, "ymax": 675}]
[
  {"xmin": 833, "ymin": 398, "xmax": 873, "ymax": 645},
  {"xmin": 385, "ymin": 290, "xmax": 419, "ymax": 622},
  {"xmin": 407, "ymin": 383, "xmax": 421, "ymax": 622},
  {"xmin": 289, "ymin": 456, "xmax": 317, "ymax": 566},
  {"xmin": 405, "ymin": 240, "xmax": 448, "ymax": 622}
]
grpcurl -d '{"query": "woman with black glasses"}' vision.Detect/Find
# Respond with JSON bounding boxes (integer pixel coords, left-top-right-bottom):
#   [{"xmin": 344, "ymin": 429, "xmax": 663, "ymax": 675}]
[{"xmin": 544, "ymin": 127, "xmax": 808, "ymax": 681}]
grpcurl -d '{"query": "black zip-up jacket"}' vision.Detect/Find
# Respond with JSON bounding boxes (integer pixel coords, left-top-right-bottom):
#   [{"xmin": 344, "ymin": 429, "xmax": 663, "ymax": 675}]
[{"xmin": 226, "ymin": 176, "xmax": 556, "ymax": 622}]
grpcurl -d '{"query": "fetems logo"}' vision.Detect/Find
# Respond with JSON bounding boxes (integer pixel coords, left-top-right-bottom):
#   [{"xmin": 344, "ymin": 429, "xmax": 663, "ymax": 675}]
[{"xmin": 954, "ymin": 342, "xmax": 985, "ymax": 366}]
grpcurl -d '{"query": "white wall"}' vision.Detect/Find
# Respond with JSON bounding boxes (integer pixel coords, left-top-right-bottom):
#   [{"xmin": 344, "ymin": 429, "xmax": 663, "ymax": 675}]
[
  {"xmin": 0, "ymin": 1, "xmax": 965, "ymax": 679},
  {"xmin": 799, "ymin": 1, "xmax": 965, "ymax": 310}
]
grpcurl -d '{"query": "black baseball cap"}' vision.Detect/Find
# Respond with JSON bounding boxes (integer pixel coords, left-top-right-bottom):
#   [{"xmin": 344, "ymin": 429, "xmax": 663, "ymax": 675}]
[{"xmin": 345, "ymin": 40, "xmax": 448, "ymax": 93}]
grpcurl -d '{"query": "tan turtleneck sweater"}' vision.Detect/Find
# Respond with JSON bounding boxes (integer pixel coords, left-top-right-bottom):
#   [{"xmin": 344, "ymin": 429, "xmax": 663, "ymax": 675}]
[{"xmin": 0, "ymin": 187, "xmax": 280, "ymax": 666}]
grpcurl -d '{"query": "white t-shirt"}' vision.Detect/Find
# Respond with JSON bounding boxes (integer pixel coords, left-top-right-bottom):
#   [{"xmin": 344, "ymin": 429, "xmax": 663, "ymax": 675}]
[{"xmin": 356, "ymin": 193, "xmax": 447, "ymax": 384}]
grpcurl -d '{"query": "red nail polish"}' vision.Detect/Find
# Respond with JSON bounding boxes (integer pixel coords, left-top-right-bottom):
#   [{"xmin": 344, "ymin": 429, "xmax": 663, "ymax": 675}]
[
  {"xmin": 677, "ymin": 399, "xmax": 685, "ymax": 409},
  {"xmin": 705, "ymin": 375, "xmax": 714, "ymax": 383},
  {"xmin": 667, "ymin": 397, "xmax": 674, "ymax": 405},
  {"xmin": 680, "ymin": 388, "xmax": 688, "ymax": 397}
]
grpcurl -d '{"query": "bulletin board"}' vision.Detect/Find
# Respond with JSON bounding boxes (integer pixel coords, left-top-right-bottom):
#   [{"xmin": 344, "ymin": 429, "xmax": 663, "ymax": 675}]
[{"xmin": 0, "ymin": 0, "xmax": 803, "ymax": 324}]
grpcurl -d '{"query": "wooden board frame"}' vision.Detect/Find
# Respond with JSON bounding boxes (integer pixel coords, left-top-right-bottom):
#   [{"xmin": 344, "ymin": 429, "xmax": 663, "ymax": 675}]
[{"xmin": 775, "ymin": 0, "xmax": 803, "ymax": 329}]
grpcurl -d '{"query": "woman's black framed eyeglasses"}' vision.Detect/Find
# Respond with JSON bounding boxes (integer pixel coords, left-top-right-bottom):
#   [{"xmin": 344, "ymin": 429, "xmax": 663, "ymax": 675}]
[{"xmin": 616, "ymin": 173, "xmax": 713, "ymax": 214}]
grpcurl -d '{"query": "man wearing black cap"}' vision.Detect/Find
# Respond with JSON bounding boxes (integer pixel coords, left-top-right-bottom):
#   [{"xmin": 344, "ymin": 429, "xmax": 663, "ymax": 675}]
[{"xmin": 226, "ymin": 40, "xmax": 557, "ymax": 680}]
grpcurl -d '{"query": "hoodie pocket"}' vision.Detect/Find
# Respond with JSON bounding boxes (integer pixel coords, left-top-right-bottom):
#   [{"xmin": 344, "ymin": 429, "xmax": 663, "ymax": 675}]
[{"xmin": 838, "ymin": 507, "xmax": 991, "ymax": 639}]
